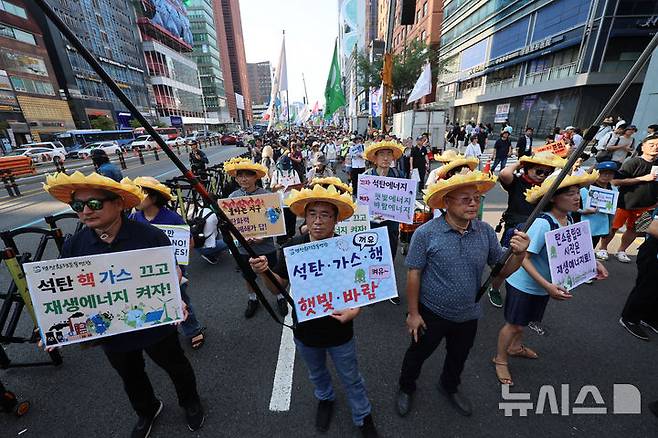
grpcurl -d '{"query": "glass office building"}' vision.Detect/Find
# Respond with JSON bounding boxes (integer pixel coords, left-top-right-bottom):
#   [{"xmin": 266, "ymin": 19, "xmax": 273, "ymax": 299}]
[{"xmin": 437, "ymin": 0, "xmax": 658, "ymax": 136}]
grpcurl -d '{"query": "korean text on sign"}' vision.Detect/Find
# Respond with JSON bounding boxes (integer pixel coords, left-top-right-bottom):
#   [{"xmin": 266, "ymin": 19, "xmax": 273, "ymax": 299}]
[
  {"xmin": 24, "ymin": 246, "xmax": 183, "ymax": 347},
  {"xmin": 335, "ymin": 204, "xmax": 371, "ymax": 236},
  {"xmin": 545, "ymin": 221, "xmax": 597, "ymax": 291},
  {"xmin": 357, "ymin": 174, "xmax": 417, "ymax": 224},
  {"xmin": 218, "ymin": 192, "xmax": 286, "ymax": 238},
  {"xmin": 154, "ymin": 224, "xmax": 191, "ymax": 265},
  {"xmin": 284, "ymin": 227, "xmax": 398, "ymax": 322},
  {"xmin": 584, "ymin": 186, "xmax": 619, "ymax": 215}
]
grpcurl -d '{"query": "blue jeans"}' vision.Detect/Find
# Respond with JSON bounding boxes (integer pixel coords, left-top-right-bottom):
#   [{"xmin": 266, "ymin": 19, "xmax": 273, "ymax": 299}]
[
  {"xmin": 179, "ymin": 282, "xmax": 202, "ymax": 338},
  {"xmin": 294, "ymin": 338, "xmax": 371, "ymax": 426},
  {"xmin": 197, "ymin": 238, "xmax": 228, "ymax": 258},
  {"xmin": 492, "ymin": 156, "xmax": 508, "ymax": 172}
]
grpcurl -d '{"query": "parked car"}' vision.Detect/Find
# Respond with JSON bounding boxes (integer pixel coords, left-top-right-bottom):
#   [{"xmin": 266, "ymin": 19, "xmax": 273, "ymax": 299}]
[
  {"xmin": 21, "ymin": 141, "xmax": 66, "ymax": 156},
  {"xmin": 130, "ymin": 135, "xmax": 158, "ymax": 150},
  {"xmin": 74, "ymin": 141, "xmax": 123, "ymax": 159},
  {"xmin": 7, "ymin": 147, "xmax": 66, "ymax": 163},
  {"xmin": 184, "ymin": 132, "xmax": 206, "ymax": 144},
  {"xmin": 220, "ymin": 133, "xmax": 238, "ymax": 145},
  {"xmin": 166, "ymin": 137, "xmax": 186, "ymax": 147}
]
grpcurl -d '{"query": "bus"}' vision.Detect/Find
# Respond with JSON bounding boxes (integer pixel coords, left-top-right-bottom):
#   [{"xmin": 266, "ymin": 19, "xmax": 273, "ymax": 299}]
[
  {"xmin": 133, "ymin": 127, "xmax": 179, "ymax": 140},
  {"xmin": 55, "ymin": 129, "xmax": 135, "ymax": 151}
]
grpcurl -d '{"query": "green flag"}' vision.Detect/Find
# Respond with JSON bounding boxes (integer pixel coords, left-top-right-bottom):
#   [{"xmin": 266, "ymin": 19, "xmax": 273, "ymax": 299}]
[{"xmin": 324, "ymin": 40, "xmax": 346, "ymax": 119}]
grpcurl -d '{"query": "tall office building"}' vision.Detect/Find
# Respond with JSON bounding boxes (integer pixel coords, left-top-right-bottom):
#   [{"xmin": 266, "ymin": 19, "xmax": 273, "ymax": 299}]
[
  {"xmin": 389, "ymin": 0, "xmax": 443, "ymax": 55},
  {"xmin": 437, "ymin": 0, "xmax": 658, "ymax": 136},
  {"xmin": 0, "ymin": 0, "xmax": 75, "ymax": 146},
  {"xmin": 185, "ymin": 0, "xmax": 230, "ymax": 125},
  {"xmin": 29, "ymin": 0, "xmax": 152, "ymax": 129},
  {"xmin": 247, "ymin": 61, "xmax": 271, "ymax": 106}
]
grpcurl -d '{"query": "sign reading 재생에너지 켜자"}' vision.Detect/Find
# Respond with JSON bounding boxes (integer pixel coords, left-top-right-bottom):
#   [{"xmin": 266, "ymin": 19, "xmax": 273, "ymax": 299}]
[
  {"xmin": 584, "ymin": 186, "xmax": 619, "ymax": 215},
  {"xmin": 357, "ymin": 174, "xmax": 416, "ymax": 224},
  {"xmin": 24, "ymin": 246, "xmax": 183, "ymax": 347},
  {"xmin": 335, "ymin": 204, "xmax": 371, "ymax": 236},
  {"xmin": 218, "ymin": 192, "xmax": 286, "ymax": 238},
  {"xmin": 284, "ymin": 227, "xmax": 398, "ymax": 323},
  {"xmin": 154, "ymin": 224, "xmax": 190, "ymax": 265},
  {"xmin": 545, "ymin": 221, "xmax": 597, "ymax": 291}
]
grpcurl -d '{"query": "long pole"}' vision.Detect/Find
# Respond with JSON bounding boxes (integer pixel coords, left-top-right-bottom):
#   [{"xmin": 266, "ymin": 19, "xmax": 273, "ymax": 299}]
[
  {"xmin": 283, "ymin": 30, "xmax": 291, "ymax": 133},
  {"xmin": 476, "ymin": 30, "xmax": 658, "ymax": 302},
  {"xmin": 34, "ymin": 0, "xmax": 297, "ymax": 327},
  {"xmin": 302, "ymin": 72, "xmax": 309, "ymax": 105}
]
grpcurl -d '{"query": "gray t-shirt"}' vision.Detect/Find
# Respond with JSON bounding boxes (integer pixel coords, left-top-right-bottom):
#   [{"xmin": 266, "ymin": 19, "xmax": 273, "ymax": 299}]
[
  {"xmin": 229, "ymin": 187, "xmax": 277, "ymax": 255},
  {"xmin": 405, "ymin": 216, "xmax": 505, "ymax": 322}
]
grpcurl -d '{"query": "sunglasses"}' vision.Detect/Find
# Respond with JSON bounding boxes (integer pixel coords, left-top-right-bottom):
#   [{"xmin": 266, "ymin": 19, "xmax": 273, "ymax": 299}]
[
  {"xmin": 533, "ymin": 168, "xmax": 553, "ymax": 177},
  {"xmin": 446, "ymin": 194, "xmax": 482, "ymax": 205},
  {"xmin": 70, "ymin": 198, "xmax": 112, "ymax": 212}
]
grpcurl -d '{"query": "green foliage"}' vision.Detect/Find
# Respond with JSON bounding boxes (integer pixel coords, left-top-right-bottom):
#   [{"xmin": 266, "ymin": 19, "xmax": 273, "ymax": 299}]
[
  {"xmin": 89, "ymin": 116, "xmax": 115, "ymax": 131},
  {"xmin": 129, "ymin": 119, "xmax": 142, "ymax": 129}
]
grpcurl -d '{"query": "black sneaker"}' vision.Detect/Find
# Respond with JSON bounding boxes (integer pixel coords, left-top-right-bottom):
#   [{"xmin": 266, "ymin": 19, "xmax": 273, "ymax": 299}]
[
  {"xmin": 245, "ymin": 299, "xmax": 259, "ymax": 318},
  {"xmin": 389, "ymin": 297, "xmax": 401, "ymax": 305},
  {"xmin": 185, "ymin": 401, "xmax": 205, "ymax": 432},
  {"xmin": 640, "ymin": 320, "xmax": 658, "ymax": 334},
  {"xmin": 620, "ymin": 318, "xmax": 649, "ymax": 341},
  {"xmin": 488, "ymin": 287, "xmax": 503, "ymax": 308},
  {"xmin": 276, "ymin": 298, "xmax": 288, "ymax": 317},
  {"xmin": 315, "ymin": 399, "xmax": 334, "ymax": 433},
  {"xmin": 131, "ymin": 400, "xmax": 163, "ymax": 438},
  {"xmin": 649, "ymin": 400, "xmax": 658, "ymax": 418},
  {"xmin": 359, "ymin": 414, "xmax": 378, "ymax": 437},
  {"xmin": 201, "ymin": 254, "xmax": 218, "ymax": 265}
]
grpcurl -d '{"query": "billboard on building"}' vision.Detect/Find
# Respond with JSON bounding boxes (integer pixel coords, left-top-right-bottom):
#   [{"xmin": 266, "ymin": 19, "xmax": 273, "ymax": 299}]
[{"xmin": 142, "ymin": 0, "xmax": 193, "ymax": 45}]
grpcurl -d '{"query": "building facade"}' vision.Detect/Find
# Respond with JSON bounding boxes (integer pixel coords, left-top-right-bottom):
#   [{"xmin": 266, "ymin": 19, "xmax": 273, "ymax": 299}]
[
  {"xmin": 247, "ymin": 61, "xmax": 271, "ymax": 106},
  {"xmin": 29, "ymin": 0, "xmax": 152, "ymax": 130},
  {"xmin": 390, "ymin": 0, "xmax": 443, "ymax": 55},
  {"xmin": 438, "ymin": 0, "xmax": 658, "ymax": 136}
]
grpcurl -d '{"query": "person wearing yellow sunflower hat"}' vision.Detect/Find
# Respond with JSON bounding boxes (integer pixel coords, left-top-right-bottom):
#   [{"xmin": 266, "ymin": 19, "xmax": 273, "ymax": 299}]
[
  {"xmin": 426, "ymin": 153, "xmax": 479, "ymax": 187},
  {"xmin": 493, "ymin": 171, "xmax": 608, "ymax": 386},
  {"xmin": 248, "ymin": 185, "xmax": 379, "ymax": 436},
  {"xmin": 43, "ymin": 171, "xmax": 206, "ymax": 434},
  {"xmin": 396, "ymin": 171, "xmax": 530, "ymax": 418}
]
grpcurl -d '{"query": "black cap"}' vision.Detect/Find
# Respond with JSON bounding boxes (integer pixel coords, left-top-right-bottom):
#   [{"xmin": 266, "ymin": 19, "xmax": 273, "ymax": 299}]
[{"xmin": 90, "ymin": 148, "xmax": 108, "ymax": 158}]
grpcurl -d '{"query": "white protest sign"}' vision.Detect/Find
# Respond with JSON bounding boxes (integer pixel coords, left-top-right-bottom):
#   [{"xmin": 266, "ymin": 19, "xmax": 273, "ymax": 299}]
[
  {"xmin": 584, "ymin": 186, "xmax": 619, "ymax": 215},
  {"xmin": 155, "ymin": 224, "xmax": 190, "ymax": 265},
  {"xmin": 545, "ymin": 221, "xmax": 597, "ymax": 291},
  {"xmin": 357, "ymin": 174, "xmax": 417, "ymax": 224},
  {"xmin": 284, "ymin": 227, "xmax": 398, "ymax": 322},
  {"xmin": 24, "ymin": 246, "xmax": 182, "ymax": 347},
  {"xmin": 335, "ymin": 204, "xmax": 371, "ymax": 236}
]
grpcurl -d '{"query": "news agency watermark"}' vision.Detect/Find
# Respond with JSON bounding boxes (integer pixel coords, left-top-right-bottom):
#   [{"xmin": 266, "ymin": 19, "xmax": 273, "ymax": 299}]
[{"xmin": 499, "ymin": 384, "xmax": 642, "ymax": 416}]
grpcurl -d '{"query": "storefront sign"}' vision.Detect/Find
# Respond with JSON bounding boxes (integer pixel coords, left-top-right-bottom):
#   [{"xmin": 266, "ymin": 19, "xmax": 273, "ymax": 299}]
[{"xmin": 494, "ymin": 103, "xmax": 510, "ymax": 123}]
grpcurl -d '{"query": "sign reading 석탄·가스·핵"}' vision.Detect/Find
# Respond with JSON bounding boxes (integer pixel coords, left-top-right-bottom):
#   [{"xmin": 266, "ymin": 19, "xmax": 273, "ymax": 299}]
[
  {"xmin": 584, "ymin": 186, "xmax": 619, "ymax": 215},
  {"xmin": 357, "ymin": 174, "xmax": 416, "ymax": 224},
  {"xmin": 218, "ymin": 192, "xmax": 286, "ymax": 238},
  {"xmin": 335, "ymin": 204, "xmax": 371, "ymax": 236},
  {"xmin": 154, "ymin": 224, "xmax": 190, "ymax": 265},
  {"xmin": 23, "ymin": 246, "xmax": 183, "ymax": 347},
  {"xmin": 545, "ymin": 221, "xmax": 597, "ymax": 291},
  {"xmin": 284, "ymin": 227, "xmax": 398, "ymax": 322}
]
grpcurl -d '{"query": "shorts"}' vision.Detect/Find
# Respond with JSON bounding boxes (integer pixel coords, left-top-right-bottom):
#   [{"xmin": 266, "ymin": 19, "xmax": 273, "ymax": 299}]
[
  {"xmin": 612, "ymin": 207, "xmax": 653, "ymax": 230},
  {"xmin": 239, "ymin": 251, "xmax": 278, "ymax": 281},
  {"xmin": 504, "ymin": 282, "xmax": 550, "ymax": 326}
]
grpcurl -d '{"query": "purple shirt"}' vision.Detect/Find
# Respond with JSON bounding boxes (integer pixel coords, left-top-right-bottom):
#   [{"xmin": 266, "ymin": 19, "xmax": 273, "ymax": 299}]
[{"xmin": 130, "ymin": 207, "xmax": 186, "ymax": 226}]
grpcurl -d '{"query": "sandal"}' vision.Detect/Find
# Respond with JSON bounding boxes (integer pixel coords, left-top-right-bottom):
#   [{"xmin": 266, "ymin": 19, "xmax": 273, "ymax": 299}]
[
  {"xmin": 191, "ymin": 329, "xmax": 206, "ymax": 350},
  {"xmin": 507, "ymin": 345, "xmax": 538, "ymax": 359},
  {"xmin": 492, "ymin": 358, "xmax": 513, "ymax": 386}
]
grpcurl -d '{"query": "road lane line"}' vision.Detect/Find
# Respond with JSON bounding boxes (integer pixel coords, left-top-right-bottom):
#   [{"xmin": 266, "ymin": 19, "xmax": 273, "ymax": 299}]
[
  {"xmin": 269, "ymin": 309, "xmax": 295, "ymax": 412},
  {"xmin": 13, "ymin": 207, "xmax": 72, "ymax": 229}
]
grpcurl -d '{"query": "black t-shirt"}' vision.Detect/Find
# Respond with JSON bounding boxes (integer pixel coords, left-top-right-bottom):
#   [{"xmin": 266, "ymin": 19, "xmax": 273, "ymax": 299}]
[
  {"xmin": 616, "ymin": 156, "xmax": 658, "ymax": 209},
  {"xmin": 502, "ymin": 174, "xmax": 535, "ymax": 225},
  {"xmin": 494, "ymin": 138, "xmax": 512, "ymax": 155},
  {"xmin": 272, "ymin": 234, "xmax": 354, "ymax": 348},
  {"xmin": 410, "ymin": 146, "xmax": 427, "ymax": 169}
]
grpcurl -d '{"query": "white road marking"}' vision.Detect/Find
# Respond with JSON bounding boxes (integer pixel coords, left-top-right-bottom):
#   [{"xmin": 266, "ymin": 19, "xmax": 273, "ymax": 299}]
[{"xmin": 269, "ymin": 308, "xmax": 296, "ymax": 412}]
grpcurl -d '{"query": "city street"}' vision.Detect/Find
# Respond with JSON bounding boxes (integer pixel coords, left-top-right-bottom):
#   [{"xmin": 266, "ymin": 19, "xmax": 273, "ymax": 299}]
[{"xmin": 2, "ymin": 159, "xmax": 656, "ymax": 437}]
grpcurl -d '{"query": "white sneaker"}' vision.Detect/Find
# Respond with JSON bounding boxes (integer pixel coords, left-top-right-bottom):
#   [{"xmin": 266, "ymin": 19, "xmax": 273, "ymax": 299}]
[
  {"xmin": 615, "ymin": 251, "xmax": 631, "ymax": 263},
  {"xmin": 595, "ymin": 250, "xmax": 609, "ymax": 261}
]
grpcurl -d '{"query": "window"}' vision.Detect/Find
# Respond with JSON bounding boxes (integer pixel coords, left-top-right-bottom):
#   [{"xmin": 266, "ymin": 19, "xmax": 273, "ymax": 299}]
[
  {"xmin": 416, "ymin": 9, "xmax": 421, "ymax": 22},
  {"xmin": 9, "ymin": 76, "xmax": 55, "ymax": 95},
  {"xmin": 0, "ymin": 24, "xmax": 36, "ymax": 45},
  {"xmin": 0, "ymin": 0, "xmax": 26, "ymax": 18},
  {"xmin": 421, "ymin": 30, "xmax": 427, "ymax": 41},
  {"xmin": 423, "ymin": 1, "xmax": 428, "ymax": 16}
]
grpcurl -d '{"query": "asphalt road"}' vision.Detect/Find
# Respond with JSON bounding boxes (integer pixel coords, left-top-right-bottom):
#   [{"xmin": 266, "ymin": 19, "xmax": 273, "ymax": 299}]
[{"xmin": 1, "ymin": 157, "xmax": 657, "ymax": 438}]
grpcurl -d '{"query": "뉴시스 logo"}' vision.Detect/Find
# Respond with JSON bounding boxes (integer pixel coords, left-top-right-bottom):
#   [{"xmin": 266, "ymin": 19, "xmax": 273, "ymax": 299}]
[{"xmin": 499, "ymin": 384, "xmax": 641, "ymax": 416}]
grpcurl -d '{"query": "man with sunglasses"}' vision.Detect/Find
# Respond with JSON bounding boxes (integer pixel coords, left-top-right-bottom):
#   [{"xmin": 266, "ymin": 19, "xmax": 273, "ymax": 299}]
[{"xmin": 44, "ymin": 172, "xmax": 205, "ymax": 438}]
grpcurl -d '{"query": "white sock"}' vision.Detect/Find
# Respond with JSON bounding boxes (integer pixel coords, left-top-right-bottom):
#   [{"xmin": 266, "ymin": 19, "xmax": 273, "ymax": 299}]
[{"xmin": 248, "ymin": 293, "xmax": 257, "ymax": 301}]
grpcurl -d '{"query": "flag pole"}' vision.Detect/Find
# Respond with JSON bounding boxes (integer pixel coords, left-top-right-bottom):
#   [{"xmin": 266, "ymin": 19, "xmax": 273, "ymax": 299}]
[{"xmin": 283, "ymin": 30, "xmax": 291, "ymax": 133}]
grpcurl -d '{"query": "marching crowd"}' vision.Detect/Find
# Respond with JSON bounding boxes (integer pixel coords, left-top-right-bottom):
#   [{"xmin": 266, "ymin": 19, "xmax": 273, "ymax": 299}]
[{"xmin": 10, "ymin": 119, "xmax": 658, "ymax": 437}]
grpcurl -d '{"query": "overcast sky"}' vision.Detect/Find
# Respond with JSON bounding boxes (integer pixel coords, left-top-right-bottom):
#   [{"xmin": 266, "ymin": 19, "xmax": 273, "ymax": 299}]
[{"xmin": 239, "ymin": 0, "xmax": 339, "ymax": 106}]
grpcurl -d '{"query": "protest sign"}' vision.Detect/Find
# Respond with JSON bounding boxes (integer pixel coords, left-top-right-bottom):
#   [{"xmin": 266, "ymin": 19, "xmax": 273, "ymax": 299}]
[
  {"xmin": 24, "ymin": 246, "xmax": 182, "ymax": 347},
  {"xmin": 154, "ymin": 224, "xmax": 190, "ymax": 265},
  {"xmin": 284, "ymin": 227, "xmax": 398, "ymax": 322},
  {"xmin": 335, "ymin": 204, "xmax": 371, "ymax": 236},
  {"xmin": 584, "ymin": 186, "xmax": 619, "ymax": 215},
  {"xmin": 533, "ymin": 140, "xmax": 569, "ymax": 157},
  {"xmin": 357, "ymin": 174, "xmax": 416, "ymax": 224},
  {"xmin": 545, "ymin": 221, "xmax": 597, "ymax": 291},
  {"xmin": 218, "ymin": 192, "xmax": 286, "ymax": 238}
]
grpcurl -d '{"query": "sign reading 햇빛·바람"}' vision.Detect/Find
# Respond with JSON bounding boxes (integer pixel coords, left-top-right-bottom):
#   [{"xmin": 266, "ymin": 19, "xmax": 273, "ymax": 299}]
[
  {"xmin": 284, "ymin": 227, "xmax": 398, "ymax": 322},
  {"xmin": 335, "ymin": 204, "xmax": 371, "ymax": 236},
  {"xmin": 218, "ymin": 192, "xmax": 286, "ymax": 238},
  {"xmin": 154, "ymin": 224, "xmax": 190, "ymax": 265},
  {"xmin": 584, "ymin": 186, "xmax": 619, "ymax": 215},
  {"xmin": 545, "ymin": 221, "xmax": 597, "ymax": 291},
  {"xmin": 24, "ymin": 246, "xmax": 182, "ymax": 347},
  {"xmin": 357, "ymin": 174, "xmax": 416, "ymax": 224}
]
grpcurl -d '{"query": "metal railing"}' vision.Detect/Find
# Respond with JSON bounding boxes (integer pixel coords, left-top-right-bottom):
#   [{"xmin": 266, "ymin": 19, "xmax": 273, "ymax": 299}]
[
  {"xmin": 524, "ymin": 62, "xmax": 578, "ymax": 86},
  {"xmin": 484, "ymin": 76, "xmax": 519, "ymax": 94}
]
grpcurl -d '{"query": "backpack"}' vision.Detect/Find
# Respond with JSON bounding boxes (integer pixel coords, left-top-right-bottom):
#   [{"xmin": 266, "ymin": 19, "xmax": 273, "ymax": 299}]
[
  {"xmin": 595, "ymin": 134, "xmax": 619, "ymax": 162},
  {"xmin": 189, "ymin": 210, "xmax": 214, "ymax": 247}
]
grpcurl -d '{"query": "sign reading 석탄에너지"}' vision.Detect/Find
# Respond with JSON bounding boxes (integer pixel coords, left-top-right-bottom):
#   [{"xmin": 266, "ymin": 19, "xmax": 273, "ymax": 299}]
[
  {"xmin": 218, "ymin": 192, "xmax": 286, "ymax": 238},
  {"xmin": 154, "ymin": 224, "xmax": 190, "ymax": 265},
  {"xmin": 24, "ymin": 246, "xmax": 183, "ymax": 347},
  {"xmin": 335, "ymin": 204, "xmax": 371, "ymax": 236},
  {"xmin": 545, "ymin": 221, "xmax": 597, "ymax": 291},
  {"xmin": 357, "ymin": 174, "xmax": 416, "ymax": 224},
  {"xmin": 284, "ymin": 227, "xmax": 398, "ymax": 322}
]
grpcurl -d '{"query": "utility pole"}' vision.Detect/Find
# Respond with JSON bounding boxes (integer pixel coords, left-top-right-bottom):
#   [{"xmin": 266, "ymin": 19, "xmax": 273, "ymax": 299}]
[{"xmin": 381, "ymin": 0, "xmax": 396, "ymax": 133}]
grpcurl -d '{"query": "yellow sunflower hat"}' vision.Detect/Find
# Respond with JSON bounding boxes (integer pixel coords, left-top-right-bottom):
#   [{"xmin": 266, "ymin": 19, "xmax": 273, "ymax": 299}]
[
  {"xmin": 43, "ymin": 171, "xmax": 145, "ymax": 208},
  {"xmin": 286, "ymin": 184, "xmax": 356, "ymax": 222},
  {"xmin": 519, "ymin": 151, "xmax": 567, "ymax": 169},
  {"xmin": 436, "ymin": 157, "xmax": 480, "ymax": 180},
  {"xmin": 424, "ymin": 171, "xmax": 497, "ymax": 209},
  {"xmin": 525, "ymin": 171, "xmax": 599, "ymax": 204},
  {"xmin": 434, "ymin": 149, "xmax": 462, "ymax": 163},
  {"xmin": 223, "ymin": 157, "xmax": 268, "ymax": 179},
  {"xmin": 308, "ymin": 176, "xmax": 353, "ymax": 194},
  {"xmin": 364, "ymin": 140, "xmax": 405, "ymax": 162},
  {"xmin": 134, "ymin": 176, "xmax": 173, "ymax": 201}
]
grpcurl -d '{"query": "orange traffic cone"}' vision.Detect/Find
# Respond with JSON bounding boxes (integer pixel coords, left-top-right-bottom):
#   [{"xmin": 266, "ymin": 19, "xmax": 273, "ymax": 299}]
[{"xmin": 483, "ymin": 159, "xmax": 491, "ymax": 174}]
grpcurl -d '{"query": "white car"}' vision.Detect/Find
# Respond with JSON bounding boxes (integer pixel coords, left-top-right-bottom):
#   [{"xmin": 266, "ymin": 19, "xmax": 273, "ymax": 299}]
[
  {"xmin": 21, "ymin": 141, "xmax": 67, "ymax": 156},
  {"xmin": 75, "ymin": 141, "xmax": 123, "ymax": 159},
  {"xmin": 130, "ymin": 135, "xmax": 158, "ymax": 150},
  {"xmin": 166, "ymin": 137, "xmax": 186, "ymax": 147},
  {"xmin": 7, "ymin": 147, "xmax": 66, "ymax": 163}
]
